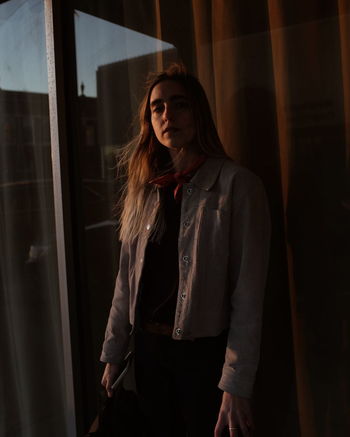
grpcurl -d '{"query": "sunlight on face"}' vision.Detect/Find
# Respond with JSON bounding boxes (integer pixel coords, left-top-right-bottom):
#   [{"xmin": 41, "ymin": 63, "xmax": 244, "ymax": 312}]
[{"xmin": 150, "ymin": 80, "xmax": 196, "ymax": 152}]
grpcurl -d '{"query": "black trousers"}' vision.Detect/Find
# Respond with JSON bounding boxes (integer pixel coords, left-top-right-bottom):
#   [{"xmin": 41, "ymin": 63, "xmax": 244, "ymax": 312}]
[{"xmin": 134, "ymin": 329, "xmax": 228, "ymax": 437}]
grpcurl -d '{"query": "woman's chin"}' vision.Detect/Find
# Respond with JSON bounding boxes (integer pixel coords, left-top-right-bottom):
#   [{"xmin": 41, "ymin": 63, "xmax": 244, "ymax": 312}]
[{"xmin": 162, "ymin": 143, "xmax": 184, "ymax": 152}]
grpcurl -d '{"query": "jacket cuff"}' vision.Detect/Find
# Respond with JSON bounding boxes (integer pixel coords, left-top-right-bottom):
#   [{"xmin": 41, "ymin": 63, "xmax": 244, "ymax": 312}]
[
  {"xmin": 218, "ymin": 366, "xmax": 256, "ymax": 399},
  {"xmin": 100, "ymin": 335, "xmax": 129, "ymax": 366},
  {"xmin": 99, "ymin": 352, "xmax": 124, "ymax": 366}
]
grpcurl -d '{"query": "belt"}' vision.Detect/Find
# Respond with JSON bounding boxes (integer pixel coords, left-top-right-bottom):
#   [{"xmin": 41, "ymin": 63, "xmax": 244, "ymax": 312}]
[{"xmin": 144, "ymin": 321, "xmax": 173, "ymax": 336}]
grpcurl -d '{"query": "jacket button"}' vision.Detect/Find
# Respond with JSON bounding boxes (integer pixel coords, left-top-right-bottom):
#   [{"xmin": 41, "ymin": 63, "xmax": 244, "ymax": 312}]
[
  {"xmin": 180, "ymin": 292, "xmax": 186, "ymax": 300},
  {"xmin": 175, "ymin": 328, "xmax": 182, "ymax": 336},
  {"xmin": 182, "ymin": 255, "xmax": 189, "ymax": 263},
  {"xmin": 187, "ymin": 187, "xmax": 193, "ymax": 195},
  {"xmin": 183, "ymin": 220, "xmax": 190, "ymax": 227}
]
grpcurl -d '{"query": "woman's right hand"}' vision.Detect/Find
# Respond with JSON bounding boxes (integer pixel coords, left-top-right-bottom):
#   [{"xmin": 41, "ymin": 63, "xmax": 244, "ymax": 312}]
[{"xmin": 101, "ymin": 363, "xmax": 120, "ymax": 398}]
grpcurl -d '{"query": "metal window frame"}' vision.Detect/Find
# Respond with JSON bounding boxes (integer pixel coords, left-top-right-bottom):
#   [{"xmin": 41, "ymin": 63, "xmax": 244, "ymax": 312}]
[{"xmin": 44, "ymin": 1, "xmax": 84, "ymax": 435}]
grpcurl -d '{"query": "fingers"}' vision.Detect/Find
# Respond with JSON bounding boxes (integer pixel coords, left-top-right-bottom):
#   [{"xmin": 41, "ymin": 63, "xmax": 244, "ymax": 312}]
[
  {"xmin": 101, "ymin": 364, "xmax": 118, "ymax": 398},
  {"xmin": 106, "ymin": 385, "xmax": 114, "ymax": 398},
  {"xmin": 105, "ymin": 376, "xmax": 115, "ymax": 398},
  {"xmin": 235, "ymin": 419, "xmax": 248, "ymax": 437},
  {"xmin": 228, "ymin": 421, "xmax": 240, "ymax": 437},
  {"xmin": 228, "ymin": 409, "xmax": 242, "ymax": 437},
  {"xmin": 240, "ymin": 409, "xmax": 254, "ymax": 436},
  {"xmin": 231, "ymin": 414, "xmax": 253, "ymax": 437},
  {"xmin": 215, "ymin": 420, "xmax": 252, "ymax": 436},
  {"xmin": 214, "ymin": 411, "xmax": 227, "ymax": 437},
  {"xmin": 216, "ymin": 393, "xmax": 254, "ymax": 436},
  {"xmin": 104, "ymin": 375, "xmax": 114, "ymax": 398},
  {"xmin": 214, "ymin": 413, "xmax": 242, "ymax": 437}
]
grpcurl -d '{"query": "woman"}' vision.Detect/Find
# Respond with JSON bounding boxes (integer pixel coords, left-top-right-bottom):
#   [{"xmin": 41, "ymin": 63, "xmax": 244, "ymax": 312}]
[{"xmin": 101, "ymin": 63, "xmax": 271, "ymax": 437}]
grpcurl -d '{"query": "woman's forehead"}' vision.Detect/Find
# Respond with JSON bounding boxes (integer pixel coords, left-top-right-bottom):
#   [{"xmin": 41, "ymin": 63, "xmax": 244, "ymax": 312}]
[{"xmin": 150, "ymin": 80, "xmax": 187, "ymax": 103}]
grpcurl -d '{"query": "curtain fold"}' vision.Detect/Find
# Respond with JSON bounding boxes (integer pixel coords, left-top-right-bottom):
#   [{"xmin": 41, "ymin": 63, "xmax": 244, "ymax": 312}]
[
  {"xmin": 211, "ymin": 0, "xmax": 241, "ymax": 160},
  {"xmin": 266, "ymin": 2, "xmax": 316, "ymax": 436},
  {"xmin": 192, "ymin": 0, "xmax": 242, "ymax": 161},
  {"xmin": 192, "ymin": 0, "xmax": 217, "ymax": 121}
]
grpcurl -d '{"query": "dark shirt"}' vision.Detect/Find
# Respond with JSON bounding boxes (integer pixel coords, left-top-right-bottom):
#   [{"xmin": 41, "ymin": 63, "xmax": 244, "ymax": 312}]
[{"xmin": 140, "ymin": 183, "xmax": 181, "ymax": 326}]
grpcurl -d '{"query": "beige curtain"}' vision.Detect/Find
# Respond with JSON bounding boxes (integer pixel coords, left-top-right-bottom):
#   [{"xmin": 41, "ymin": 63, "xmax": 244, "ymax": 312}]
[
  {"xmin": 192, "ymin": 0, "xmax": 242, "ymax": 161},
  {"xmin": 189, "ymin": 1, "xmax": 349, "ymax": 436}
]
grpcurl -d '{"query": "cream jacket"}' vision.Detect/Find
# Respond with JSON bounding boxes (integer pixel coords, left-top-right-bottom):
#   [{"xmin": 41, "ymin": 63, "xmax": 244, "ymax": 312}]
[{"xmin": 100, "ymin": 157, "xmax": 271, "ymax": 398}]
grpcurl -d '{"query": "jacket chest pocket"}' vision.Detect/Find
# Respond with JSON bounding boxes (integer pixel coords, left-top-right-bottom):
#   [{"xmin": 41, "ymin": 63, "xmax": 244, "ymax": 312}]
[{"xmin": 196, "ymin": 207, "xmax": 230, "ymax": 265}]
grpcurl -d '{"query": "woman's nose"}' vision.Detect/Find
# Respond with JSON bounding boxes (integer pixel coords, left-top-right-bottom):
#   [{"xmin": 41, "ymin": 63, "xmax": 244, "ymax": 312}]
[{"xmin": 162, "ymin": 104, "xmax": 174, "ymax": 121}]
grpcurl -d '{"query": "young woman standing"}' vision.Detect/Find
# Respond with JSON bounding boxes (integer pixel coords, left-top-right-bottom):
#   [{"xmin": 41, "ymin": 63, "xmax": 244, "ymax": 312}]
[{"xmin": 101, "ymin": 64, "xmax": 271, "ymax": 437}]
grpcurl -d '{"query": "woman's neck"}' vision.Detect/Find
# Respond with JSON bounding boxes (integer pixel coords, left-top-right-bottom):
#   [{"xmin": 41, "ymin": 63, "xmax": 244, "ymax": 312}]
[{"xmin": 169, "ymin": 147, "xmax": 200, "ymax": 172}]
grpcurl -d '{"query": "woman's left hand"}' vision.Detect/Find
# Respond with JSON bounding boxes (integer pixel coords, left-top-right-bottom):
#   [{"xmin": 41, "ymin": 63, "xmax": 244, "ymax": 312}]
[{"xmin": 214, "ymin": 391, "xmax": 254, "ymax": 437}]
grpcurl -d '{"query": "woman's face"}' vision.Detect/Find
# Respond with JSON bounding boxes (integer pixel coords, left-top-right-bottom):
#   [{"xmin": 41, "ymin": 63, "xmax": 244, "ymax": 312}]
[{"xmin": 149, "ymin": 80, "xmax": 196, "ymax": 152}]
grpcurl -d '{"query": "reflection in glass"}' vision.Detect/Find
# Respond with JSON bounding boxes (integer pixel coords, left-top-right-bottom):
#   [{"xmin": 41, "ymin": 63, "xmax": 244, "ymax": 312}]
[
  {"xmin": 73, "ymin": 8, "xmax": 178, "ymax": 423},
  {"xmin": 0, "ymin": 1, "xmax": 68, "ymax": 436}
]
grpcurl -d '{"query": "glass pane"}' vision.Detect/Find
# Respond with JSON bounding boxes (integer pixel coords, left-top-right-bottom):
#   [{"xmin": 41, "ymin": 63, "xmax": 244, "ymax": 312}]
[
  {"xmin": 0, "ymin": 1, "xmax": 69, "ymax": 436},
  {"xmin": 73, "ymin": 5, "xmax": 179, "ymax": 420}
]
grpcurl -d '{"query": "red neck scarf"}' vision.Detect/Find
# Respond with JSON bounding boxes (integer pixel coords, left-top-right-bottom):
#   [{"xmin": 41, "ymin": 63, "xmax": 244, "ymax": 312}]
[{"xmin": 149, "ymin": 155, "xmax": 206, "ymax": 201}]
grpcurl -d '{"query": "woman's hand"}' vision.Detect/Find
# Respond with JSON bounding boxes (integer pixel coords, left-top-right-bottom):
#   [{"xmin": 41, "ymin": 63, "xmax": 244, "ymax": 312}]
[
  {"xmin": 101, "ymin": 363, "xmax": 120, "ymax": 398},
  {"xmin": 214, "ymin": 391, "xmax": 254, "ymax": 437}
]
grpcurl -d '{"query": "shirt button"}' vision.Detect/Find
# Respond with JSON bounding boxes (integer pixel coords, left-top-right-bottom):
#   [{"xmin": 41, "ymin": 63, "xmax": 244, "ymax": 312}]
[
  {"xmin": 180, "ymin": 292, "xmax": 186, "ymax": 300},
  {"xmin": 187, "ymin": 187, "xmax": 193, "ymax": 195},
  {"xmin": 183, "ymin": 220, "xmax": 190, "ymax": 228},
  {"xmin": 146, "ymin": 224, "xmax": 151, "ymax": 230},
  {"xmin": 175, "ymin": 328, "xmax": 182, "ymax": 336},
  {"xmin": 182, "ymin": 255, "xmax": 189, "ymax": 264},
  {"xmin": 140, "ymin": 258, "xmax": 143, "ymax": 263}
]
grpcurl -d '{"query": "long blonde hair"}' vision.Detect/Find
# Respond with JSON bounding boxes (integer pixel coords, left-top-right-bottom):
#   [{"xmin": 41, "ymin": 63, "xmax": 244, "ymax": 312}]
[{"xmin": 118, "ymin": 63, "xmax": 227, "ymax": 242}]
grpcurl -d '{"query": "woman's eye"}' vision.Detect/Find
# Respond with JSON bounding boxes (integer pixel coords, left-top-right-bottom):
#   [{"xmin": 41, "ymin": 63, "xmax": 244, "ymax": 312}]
[
  {"xmin": 175, "ymin": 100, "xmax": 189, "ymax": 109},
  {"xmin": 153, "ymin": 106, "xmax": 163, "ymax": 113}
]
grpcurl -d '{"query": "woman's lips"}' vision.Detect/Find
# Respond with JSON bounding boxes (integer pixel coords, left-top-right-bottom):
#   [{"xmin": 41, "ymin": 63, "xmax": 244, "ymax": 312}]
[{"xmin": 163, "ymin": 127, "xmax": 179, "ymax": 135}]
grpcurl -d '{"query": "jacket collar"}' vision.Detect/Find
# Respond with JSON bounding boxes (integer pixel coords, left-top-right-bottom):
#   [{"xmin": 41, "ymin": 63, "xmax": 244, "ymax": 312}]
[{"xmin": 190, "ymin": 157, "xmax": 226, "ymax": 191}]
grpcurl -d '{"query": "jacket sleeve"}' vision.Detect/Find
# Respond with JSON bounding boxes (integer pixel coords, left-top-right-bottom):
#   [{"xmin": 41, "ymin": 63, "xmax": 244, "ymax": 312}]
[
  {"xmin": 100, "ymin": 241, "xmax": 132, "ymax": 365},
  {"xmin": 218, "ymin": 170, "xmax": 271, "ymax": 398}
]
